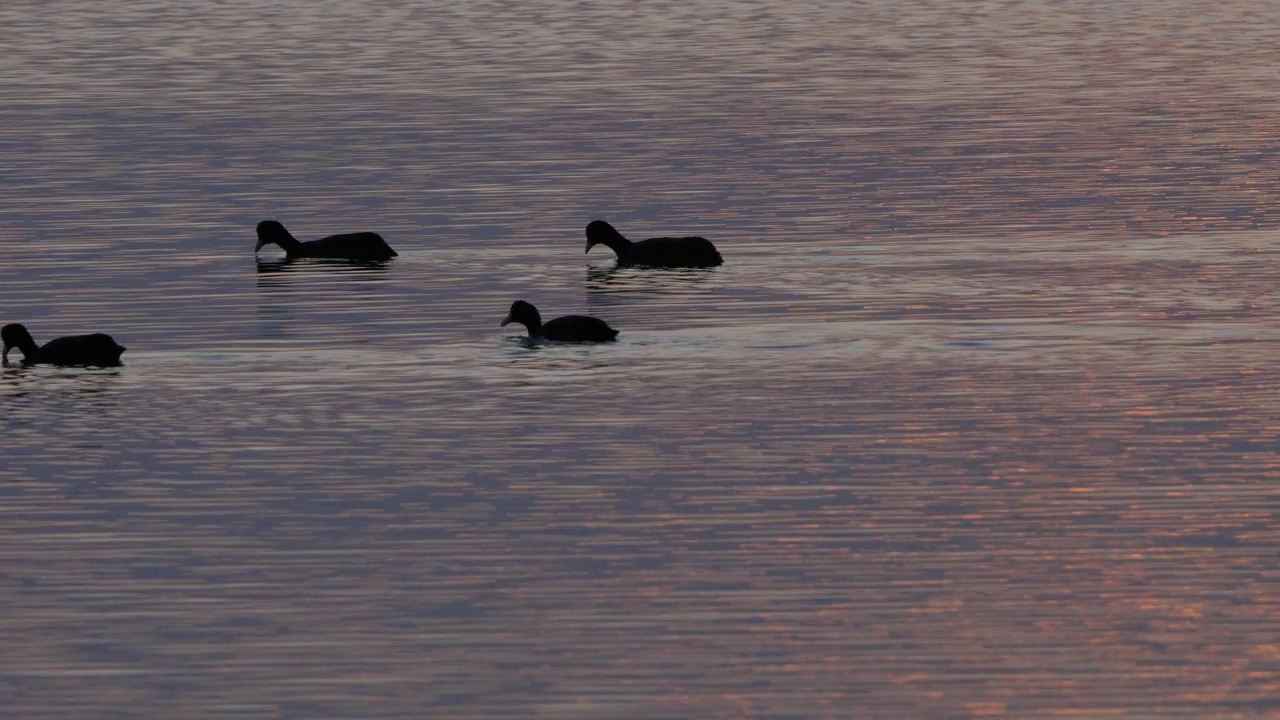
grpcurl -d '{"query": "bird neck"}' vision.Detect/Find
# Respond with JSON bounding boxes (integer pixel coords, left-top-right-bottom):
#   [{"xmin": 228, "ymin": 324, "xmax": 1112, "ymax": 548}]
[
  {"xmin": 3, "ymin": 335, "xmax": 38, "ymax": 362},
  {"xmin": 274, "ymin": 229, "xmax": 303, "ymax": 254},
  {"xmin": 595, "ymin": 232, "xmax": 632, "ymax": 259}
]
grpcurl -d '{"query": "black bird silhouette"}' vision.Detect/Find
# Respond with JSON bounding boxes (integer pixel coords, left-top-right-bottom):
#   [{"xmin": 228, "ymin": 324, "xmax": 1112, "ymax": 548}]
[
  {"xmin": 585, "ymin": 220, "xmax": 722, "ymax": 268},
  {"xmin": 2, "ymin": 323, "xmax": 126, "ymax": 366},
  {"xmin": 255, "ymin": 220, "xmax": 398, "ymax": 261},
  {"xmin": 500, "ymin": 301, "xmax": 619, "ymax": 342}
]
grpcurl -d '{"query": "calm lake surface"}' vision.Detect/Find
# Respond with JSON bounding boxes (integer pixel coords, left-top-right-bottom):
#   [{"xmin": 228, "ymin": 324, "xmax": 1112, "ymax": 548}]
[{"xmin": 4, "ymin": 1, "xmax": 1280, "ymax": 717}]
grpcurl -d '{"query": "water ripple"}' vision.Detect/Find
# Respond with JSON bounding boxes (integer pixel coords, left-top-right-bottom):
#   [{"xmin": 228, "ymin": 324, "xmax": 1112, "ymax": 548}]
[{"xmin": 3, "ymin": 1, "xmax": 1280, "ymax": 717}]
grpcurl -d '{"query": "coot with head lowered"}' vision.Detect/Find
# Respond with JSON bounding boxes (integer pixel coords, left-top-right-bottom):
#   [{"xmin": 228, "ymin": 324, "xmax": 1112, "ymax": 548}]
[
  {"xmin": 255, "ymin": 220, "xmax": 398, "ymax": 261},
  {"xmin": 2, "ymin": 323, "xmax": 126, "ymax": 367},
  {"xmin": 585, "ymin": 220, "xmax": 722, "ymax": 268},
  {"xmin": 500, "ymin": 301, "xmax": 619, "ymax": 342}
]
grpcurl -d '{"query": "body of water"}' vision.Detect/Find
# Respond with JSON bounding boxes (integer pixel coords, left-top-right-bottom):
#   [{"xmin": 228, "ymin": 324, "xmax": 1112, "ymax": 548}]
[{"xmin": 3, "ymin": 1, "xmax": 1280, "ymax": 717}]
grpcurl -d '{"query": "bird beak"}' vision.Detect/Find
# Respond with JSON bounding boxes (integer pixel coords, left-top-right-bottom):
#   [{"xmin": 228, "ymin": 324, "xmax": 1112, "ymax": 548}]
[
  {"xmin": 1, "ymin": 345, "xmax": 9, "ymax": 364},
  {"xmin": 500, "ymin": 315, "xmax": 513, "ymax": 327},
  {"xmin": 254, "ymin": 239, "xmax": 267, "ymax": 253},
  {"xmin": 585, "ymin": 239, "xmax": 595, "ymax": 255}
]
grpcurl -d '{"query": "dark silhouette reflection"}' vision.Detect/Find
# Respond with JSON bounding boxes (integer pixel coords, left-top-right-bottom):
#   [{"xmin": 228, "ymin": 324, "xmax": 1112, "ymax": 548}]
[
  {"xmin": 585, "ymin": 265, "xmax": 715, "ymax": 313},
  {"xmin": 502, "ymin": 338, "xmax": 615, "ymax": 369},
  {"xmin": 2, "ymin": 365, "xmax": 122, "ymax": 411},
  {"xmin": 255, "ymin": 258, "xmax": 394, "ymax": 275},
  {"xmin": 586, "ymin": 264, "xmax": 716, "ymax": 288},
  {"xmin": 504, "ymin": 335, "xmax": 541, "ymax": 350},
  {"xmin": 502, "ymin": 335, "xmax": 611, "ymax": 354},
  {"xmin": 254, "ymin": 259, "xmax": 394, "ymax": 339}
]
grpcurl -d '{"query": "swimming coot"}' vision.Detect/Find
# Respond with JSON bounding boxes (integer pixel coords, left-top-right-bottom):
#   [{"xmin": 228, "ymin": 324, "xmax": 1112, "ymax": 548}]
[
  {"xmin": 255, "ymin": 220, "xmax": 398, "ymax": 261},
  {"xmin": 500, "ymin": 301, "xmax": 619, "ymax": 342},
  {"xmin": 585, "ymin": 220, "xmax": 722, "ymax": 268},
  {"xmin": 2, "ymin": 323, "xmax": 127, "ymax": 367}
]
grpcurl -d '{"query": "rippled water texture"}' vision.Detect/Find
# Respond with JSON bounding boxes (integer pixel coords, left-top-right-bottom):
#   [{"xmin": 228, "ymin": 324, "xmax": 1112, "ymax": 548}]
[{"xmin": 4, "ymin": 1, "xmax": 1280, "ymax": 717}]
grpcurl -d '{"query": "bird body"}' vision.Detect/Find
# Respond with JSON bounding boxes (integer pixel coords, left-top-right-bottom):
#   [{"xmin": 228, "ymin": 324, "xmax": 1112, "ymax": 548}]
[
  {"xmin": 585, "ymin": 220, "xmax": 722, "ymax": 268},
  {"xmin": 255, "ymin": 220, "xmax": 398, "ymax": 261},
  {"xmin": 539, "ymin": 315, "xmax": 620, "ymax": 342},
  {"xmin": 2, "ymin": 324, "xmax": 126, "ymax": 366},
  {"xmin": 501, "ymin": 301, "xmax": 619, "ymax": 342}
]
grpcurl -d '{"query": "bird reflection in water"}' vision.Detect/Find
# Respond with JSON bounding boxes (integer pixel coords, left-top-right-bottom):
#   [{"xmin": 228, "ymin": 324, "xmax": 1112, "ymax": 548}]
[
  {"xmin": 255, "ymin": 258, "xmax": 395, "ymax": 276},
  {"xmin": 254, "ymin": 259, "xmax": 395, "ymax": 338},
  {"xmin": 585, "ymin": 264, "xmax": 716, "ymax": 314},
  {"xmin": 1, "ymin": 365, "xmax": 122, "ymax": 409}
]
